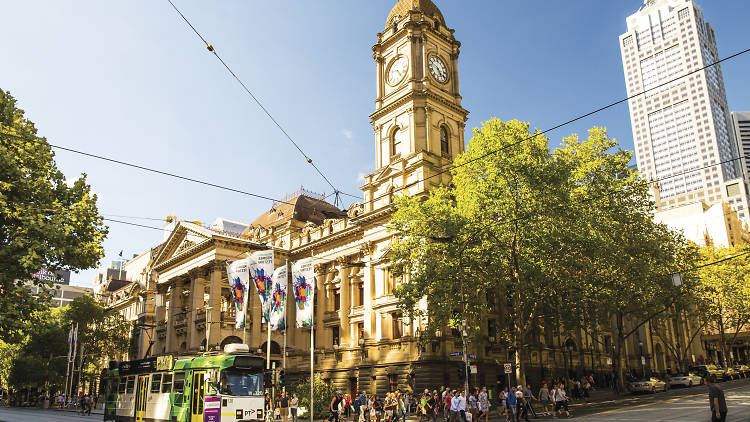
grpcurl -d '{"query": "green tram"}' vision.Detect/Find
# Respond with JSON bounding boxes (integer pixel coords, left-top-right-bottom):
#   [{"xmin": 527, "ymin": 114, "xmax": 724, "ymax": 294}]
[{"xmin": 102, "ymin": 344, "xmax": 265, "ymax": 422}]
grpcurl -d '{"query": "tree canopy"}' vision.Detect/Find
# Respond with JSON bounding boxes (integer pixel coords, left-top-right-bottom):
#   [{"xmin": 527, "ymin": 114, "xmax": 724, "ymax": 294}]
[
  {"xmin": 390, "ymin": 119, "xmax": 691, "ymax": 387},
  {"xmin": 0, "ymin": 88, "xmax": 108, "ymax": 342}
]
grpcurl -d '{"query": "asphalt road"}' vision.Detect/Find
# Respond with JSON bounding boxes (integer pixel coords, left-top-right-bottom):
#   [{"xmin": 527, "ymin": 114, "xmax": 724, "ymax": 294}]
[
  {"xmin": 575, "ymin": 382, "xmax": 750, "ymax": 421},
  {"xmin": 0, "ymin": 407, "xmax": 100, "ymax": 422},
  {"xmin": 1, "ymin": 381, "xmax": 749, "ymax": 422}
]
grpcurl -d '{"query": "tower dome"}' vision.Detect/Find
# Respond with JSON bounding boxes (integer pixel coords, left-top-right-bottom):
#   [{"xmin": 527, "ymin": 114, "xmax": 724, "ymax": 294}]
[{"xmin": 386, "ymin": 0, "xmax": 445, "ymax": 28}]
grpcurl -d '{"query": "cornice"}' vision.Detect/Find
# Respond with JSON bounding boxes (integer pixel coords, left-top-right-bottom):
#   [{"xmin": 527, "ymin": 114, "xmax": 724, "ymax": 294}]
[{"xmin": 370, "ymin": 89, "xmax": 468, "ymax": 123}]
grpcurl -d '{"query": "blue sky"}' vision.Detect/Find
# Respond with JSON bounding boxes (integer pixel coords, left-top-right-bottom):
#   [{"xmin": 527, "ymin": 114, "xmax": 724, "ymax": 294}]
[{"xmin": 2, "ymin": 1, "xmax": 749, "ymax": 286}]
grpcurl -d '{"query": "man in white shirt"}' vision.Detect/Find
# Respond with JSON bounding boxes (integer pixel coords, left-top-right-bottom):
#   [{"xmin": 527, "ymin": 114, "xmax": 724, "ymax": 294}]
[
  {"xmin": 456, "ymin": 391, "xmax": 467, "ymax": 422},
  {"xmin": 450, "ymin": 392, "xmax": 460, "ymax": 422}
]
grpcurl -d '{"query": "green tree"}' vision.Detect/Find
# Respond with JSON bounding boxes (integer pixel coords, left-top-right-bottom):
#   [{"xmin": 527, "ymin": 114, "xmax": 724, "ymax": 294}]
[
  {"xmin": 291, "ymin": 373, "xmax": 335, "ymax": 419},
  {"xmin": 696, "ymin": 245, "xmax": 750, "ymax": 365},
  {"xmin": 62, "ymin": 296, "xmax": 130, "ymax": 391},
  {"xmin": 392, "ymin": 120, "xmax": 583, "ymax": 385},
  {"xmin": 555, "ymin": 129, "xmax": 696, "ymax": 390},
  {"xmin": 0, "ymin": 284, "xmax": 51, "ymax": 343},
  {"xmin": 0, "ymin": 88, "xmax": 108, "ymax": 341}
]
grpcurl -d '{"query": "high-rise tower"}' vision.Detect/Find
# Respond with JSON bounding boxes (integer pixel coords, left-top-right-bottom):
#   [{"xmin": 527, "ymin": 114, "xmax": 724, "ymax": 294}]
[
  {"xmin": 619, "ymin": 0, "xmax": 749, "ymax": 221},
  {"xmin": 360, "ymin": 0, "xmax": 469, "ymax": 213}
]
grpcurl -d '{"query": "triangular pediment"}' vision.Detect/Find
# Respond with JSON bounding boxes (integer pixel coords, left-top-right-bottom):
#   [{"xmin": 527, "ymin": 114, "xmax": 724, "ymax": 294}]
[
  {"xmin": 152, "ymin": 222, "xmax": 213, "ymax": 268},
  {"xmin": 373, "ymin": 162, "xmax": 404, "ymax": 183}
]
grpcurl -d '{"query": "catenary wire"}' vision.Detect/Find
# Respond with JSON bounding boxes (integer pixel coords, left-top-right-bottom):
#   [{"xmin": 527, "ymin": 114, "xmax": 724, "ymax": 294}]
[
  {"xmin": 364, "ymin": 46, "xmax": 750, "ymax": 206},
  {"xmin": 0, "ymin": 130, "xmax": 300, "ymax": 207},
  {"xmin": 165, "ymin": 0, "xmax": 356, "ymax": 200}
]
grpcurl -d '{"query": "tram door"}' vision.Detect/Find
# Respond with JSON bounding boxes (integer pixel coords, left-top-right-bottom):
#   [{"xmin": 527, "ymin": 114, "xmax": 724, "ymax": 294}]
[
  {"xmin": 190, "ymin": 371, "xmax": 206, "ymax": 422},
  {"xmin": 134, "ymin": 375, "xmax": 149, "ymax": 422}
]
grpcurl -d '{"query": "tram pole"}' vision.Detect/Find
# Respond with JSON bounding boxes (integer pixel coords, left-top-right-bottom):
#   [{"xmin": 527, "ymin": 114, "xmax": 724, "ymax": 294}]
[{"xmin": 283, "ymin": 259, "xmax": 288, "ymax": 375}]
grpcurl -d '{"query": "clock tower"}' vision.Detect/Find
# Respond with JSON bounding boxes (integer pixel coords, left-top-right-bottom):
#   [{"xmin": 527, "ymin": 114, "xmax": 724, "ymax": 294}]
[{"xmin": 361, "ymin": 0, "xmax": 469, "ymax": 212}]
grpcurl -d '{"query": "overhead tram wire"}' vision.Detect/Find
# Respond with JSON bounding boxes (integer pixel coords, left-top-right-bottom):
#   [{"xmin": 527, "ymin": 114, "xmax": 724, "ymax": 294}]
[
  {"xmin": 164, "ymin": 0, "xmax": 357, "ymax": 206},
  {"xmin": 0, "ymin": 131, "xmax": 300, "ymax": 207},
  {"xmin": 363, "ymin": 46, "xmax": 750, "ymax": 206}
]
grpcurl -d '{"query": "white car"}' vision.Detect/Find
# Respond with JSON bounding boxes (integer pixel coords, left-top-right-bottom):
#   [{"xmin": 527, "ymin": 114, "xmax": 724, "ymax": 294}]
[
  {"xmin": 630, "ymin": 377, "xmax": 667, "ymax": 393},
  {"xmin": 669, "ymin": 373, "xmax": 703, "ymax": 387}
]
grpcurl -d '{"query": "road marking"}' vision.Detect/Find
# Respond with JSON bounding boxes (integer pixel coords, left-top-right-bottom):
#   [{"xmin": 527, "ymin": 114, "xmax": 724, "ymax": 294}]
[{"xmin": 594, "ymin": 384, "xmax": 748, "ymax": 416}]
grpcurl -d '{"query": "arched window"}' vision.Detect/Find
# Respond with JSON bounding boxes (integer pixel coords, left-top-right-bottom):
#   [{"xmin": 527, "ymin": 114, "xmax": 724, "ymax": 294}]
[
  {"xmin": 440, "ymin": 126, "xmax": 450, "ymax": 156},
  {"xmin": 391, "ymin": 126, "xmax": 401, "ymax": 156}
]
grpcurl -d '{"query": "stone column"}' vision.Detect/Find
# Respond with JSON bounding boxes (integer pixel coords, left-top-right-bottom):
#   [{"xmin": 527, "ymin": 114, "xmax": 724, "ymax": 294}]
[
  {"xmin": 188, "ymin": 270, "xmax": 204, "ymax": 350},
  {"xmin": 165, "ymin": 281, "xmax": 180, "ymax": 354},
  {"xmin": 338, "ymin": 261, "xmax": 351, "ymax": 346},
  {"xmin": 363, "ymin": 263, "xmax": 374, "ymax": 340},
  {"xmin": 207, "ymin": 264, "xmax": 223, "ymax": 350},
  {"xmin": 315, "ymin": 264, "xmax": 328, "ymax": 349}
]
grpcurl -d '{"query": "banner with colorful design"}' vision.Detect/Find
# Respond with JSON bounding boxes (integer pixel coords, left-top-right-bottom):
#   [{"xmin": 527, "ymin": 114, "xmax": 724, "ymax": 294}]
[
  {"xmin": 249, "ymin": 250, "xmax": 275, "ymax": 322},
  {"xmin": 291, "ymin": 258, "xmax": 315, "ymax": 328},
  {"xmin": 226, "ymin": 258, "xmax": 250, "ymax": 329},
  {"xmin": 269, "ymin": 265, "xmax": 288, "ymax": 331}
]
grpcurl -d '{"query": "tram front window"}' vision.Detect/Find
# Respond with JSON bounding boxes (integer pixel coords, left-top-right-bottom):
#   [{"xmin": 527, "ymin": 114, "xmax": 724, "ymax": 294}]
[{"xmin": 218, "ymin": 370, "xmax": 262, "ymax": 396}]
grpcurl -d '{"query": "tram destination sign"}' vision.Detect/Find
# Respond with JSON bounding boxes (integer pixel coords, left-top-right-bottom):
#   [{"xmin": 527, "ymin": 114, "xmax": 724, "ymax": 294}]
[{"xmin": 119, "ymin": 357, "xmax": 158, "ymax": 375}]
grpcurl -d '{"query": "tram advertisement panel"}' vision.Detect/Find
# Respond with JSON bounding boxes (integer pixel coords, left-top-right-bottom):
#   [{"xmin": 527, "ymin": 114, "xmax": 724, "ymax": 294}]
[{"xmin": 203, "ymin": 396, "xmax": 220, "ymax": 422}]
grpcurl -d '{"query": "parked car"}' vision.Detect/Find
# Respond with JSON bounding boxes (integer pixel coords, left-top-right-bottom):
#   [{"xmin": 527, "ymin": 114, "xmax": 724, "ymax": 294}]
[
  {"xmin": 723, "ymin": 366, "xmax": 741, "ymax": 380},
  {"xmin": 630, "ymin": 377, "xmax": 668, "ymax": 393},
  {"xmin": 733, "ymin": 365, "xmax": 750, "ymax": 378},
  {"xmin": 668, "ymin": 372, "xmax": 703, "ymax": 387},
  {"xmin": 688, "ymin": 364, "xmax": 727, "ymax": 380}
]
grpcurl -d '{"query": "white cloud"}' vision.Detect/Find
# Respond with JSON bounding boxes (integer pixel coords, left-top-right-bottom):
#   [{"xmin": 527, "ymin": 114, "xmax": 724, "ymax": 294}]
[{"xmin": 341, "ymin": 129, "xmax": 354, "ymax": 140}]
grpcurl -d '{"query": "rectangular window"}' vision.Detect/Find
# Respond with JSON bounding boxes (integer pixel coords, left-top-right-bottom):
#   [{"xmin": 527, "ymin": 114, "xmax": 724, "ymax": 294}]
[
  {"xmin": 173, "ymin": 372, "xmax": 186, "ymax": 393},
  {"xmin": 357, "ymin": 283, "xmax": 364, "ymax": 306},
  {"xmin": 334, "ymin": 290, "xmax": 341, "ymax": 312},
  {"xmin": 332, "ymin": 326, "xmax": 340, "ymax": 346},
  {"xmin": 623, "ymin": 35, "xmax": 633, "ymax": 47},
  {"xmin": 118, "ymin": 377, "xmax": 127, "ymax": 394},
  {"xmin": 126, "ymin": 376, "xmax": 135, "ymax": 394},
  {"xmin": 678, "ymin": 8, "xmax": 690, "ymax": 21},
  {"xmin": 357, "ymin": 322, "xmax": 365, "ymax": 342},
  {"xmin": 392, "ymin": 313, "xmax": 403, "ymax": 339},
  {"xmin": 161, "ymin": 373, "xmax": 173, "ymax": 393},
  {"xmin": 150, "ymin": 373, "xmax": 162, "ymax": 394}
]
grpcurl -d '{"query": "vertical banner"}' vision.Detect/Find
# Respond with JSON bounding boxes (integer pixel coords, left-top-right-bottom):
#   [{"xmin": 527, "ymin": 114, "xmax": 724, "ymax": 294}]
[
  {"xmin": 226, "ymin": 258, "xmax": 250, "ymax": 329},
  {"xmin": 291, "ymin": 258, "xmax": 315, "ymax": 328},
  {"xmin": 269, "ymin": 265, "xmax": 288, "ymax": 331},
  {"xmin": 249, "ymin": 250, "xmax": 275, "ymax": 322}
]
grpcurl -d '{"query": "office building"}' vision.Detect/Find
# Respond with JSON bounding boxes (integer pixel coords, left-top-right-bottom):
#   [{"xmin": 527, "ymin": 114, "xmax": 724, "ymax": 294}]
[{"xmin": 619, "ymin": 0, "xmax": 750, "ymax": 221}]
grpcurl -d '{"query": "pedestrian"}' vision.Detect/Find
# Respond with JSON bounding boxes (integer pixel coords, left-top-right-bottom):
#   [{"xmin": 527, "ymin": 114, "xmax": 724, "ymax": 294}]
[
  {"xmin": 280, "ymin": 392, "xmax": 289, "ymax": 422},
  {"xmin": 457, "ymin": 391, "xmax": 467, "ymax": 422},
  {"xmin": 444, "ymin": 390, "xmax": 452, "ymax": 422},
  {"xmin": 467, "ymin": 389, "xmax": 477, "ymax": 422},
  {"xmin": 506, "ymin": 387, "xmax": 517, "ymax": 422},
  {"xmin": 330, "ymin": 392, "xmax": 344, "ymax": 422},
  {"xmin": 552, "ymin": 384, "xmax": 571, "ymax": 419},
  {"xmin": 477, "ymin": 387, "xmax": 489, "ymax": 422},
  {"xmin": 373, "ymin": 394, "xmax": 383, "ymax": 422},
  {"xmin": 522, "ymin": 385, "xmax": 536, "ymax": 418},
  {"xmin": 705, "ymin": 375, "xmax": 727, "ymax": 422},
  {"xmin": 538, "ymin": 382, "xmax": 550, "ymax": 416},
  {"xmin": 499, "ymin": 388, "xmax": 508, "ymax": 421},
  {"xmin": 290, "ymin": 393, "xmax": 299, "ymax": 422}
]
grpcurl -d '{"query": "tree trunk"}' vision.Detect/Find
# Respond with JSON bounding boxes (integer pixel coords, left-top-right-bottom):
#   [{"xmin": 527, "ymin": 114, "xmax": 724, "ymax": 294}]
[{"xmin": 615, "ymin": 313, "xmax": 626, "ymax": 393}]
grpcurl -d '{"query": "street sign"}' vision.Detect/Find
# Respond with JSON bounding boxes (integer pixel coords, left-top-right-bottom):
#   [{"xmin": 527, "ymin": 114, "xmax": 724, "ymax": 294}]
[
  {"xmin": 470, "ymin": 365, "xmax": 478, "ymax": 374},
  {"xmin": 641, "ymin": 356, "xmax": 646, "ymax": 365},
  {"xmin": 606, "ymin": 358, "xmax": 612, "ymax": 365},
  {"xmin": 450, "ymin": 352, "xmax": 463, "ymax": 357},
  {"xmin": 503, "ymin": 363, "xmax": 512, "ymax": 374},
  {"xmin": 467, "ymin": 354, "xmax": 477, "ymax": 359}
]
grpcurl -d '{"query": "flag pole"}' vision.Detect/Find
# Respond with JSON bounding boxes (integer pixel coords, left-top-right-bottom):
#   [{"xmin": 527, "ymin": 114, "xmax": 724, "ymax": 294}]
[
  {"xmin": 64, "ymin": 324, "xmax": 72, "ymax": 401},
  {"xmin": 283, "ymin": 259, "xmax": 288, "ymax": 375},
  {"xmin": 68, "ymin": 323, "xmax": 78, "ymax": 401},
  {"xmin": 310, "ymin": 255, "xmax": 315, "ymax": 422}
]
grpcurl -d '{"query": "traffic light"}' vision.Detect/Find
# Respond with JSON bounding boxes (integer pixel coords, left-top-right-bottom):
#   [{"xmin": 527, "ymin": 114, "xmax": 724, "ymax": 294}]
[
  {"xmin": 278, "ymin": 369, "xmax": 286, "ymax": 386},
  {"xmin": 458, "ymin": 365, "xmax": 466, "ymax": 381}
]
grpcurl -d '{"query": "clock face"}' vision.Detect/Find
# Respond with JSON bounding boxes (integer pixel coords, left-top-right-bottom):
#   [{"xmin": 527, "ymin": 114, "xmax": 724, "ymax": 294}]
[
  {"xmin": 387, "ymin": 56, "xmax": 409, "ymax": 86},
  {"xmin": 428, "ymin": 56, "xmax": 448, "ymax": 83}
]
